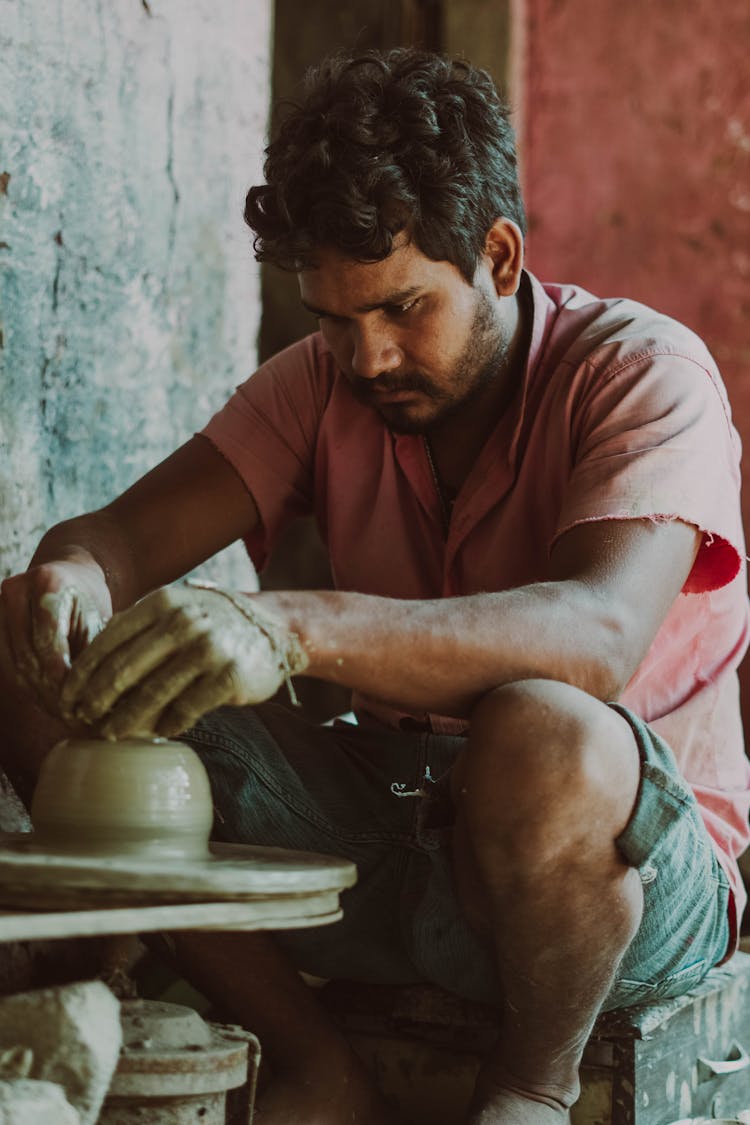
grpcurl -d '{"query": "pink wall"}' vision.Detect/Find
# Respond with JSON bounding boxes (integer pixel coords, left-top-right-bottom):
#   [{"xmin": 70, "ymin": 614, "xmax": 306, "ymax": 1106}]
[{"xmin": 514, "ymin": 0, "xmax": 750, "ymax": 715}]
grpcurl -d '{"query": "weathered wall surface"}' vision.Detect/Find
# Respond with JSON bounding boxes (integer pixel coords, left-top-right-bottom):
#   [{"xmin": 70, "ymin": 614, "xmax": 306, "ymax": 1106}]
[
  {"xmin": 517, "ymin": 0, "xmax": 750, "ymax": 495},
  {"xmin": 0, "ymin": 0, "xmax": 271, "ymax": 588},
  {"xmin": 515, "ymin": 0, "xmax": 750, "ymax": 709}
]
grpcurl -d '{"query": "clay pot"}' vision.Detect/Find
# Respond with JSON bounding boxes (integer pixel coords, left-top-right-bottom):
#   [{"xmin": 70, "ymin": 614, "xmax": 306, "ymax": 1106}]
[{"xmin": 30, "ymin": 738, "xmax": 213, "ymax": 860}]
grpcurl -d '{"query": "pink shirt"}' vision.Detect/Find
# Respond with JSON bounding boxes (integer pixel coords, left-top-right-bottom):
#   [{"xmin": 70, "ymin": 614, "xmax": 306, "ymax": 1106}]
[{"xmin": 203, "ymin": 271, "xmax": 750, "ymax": 946}]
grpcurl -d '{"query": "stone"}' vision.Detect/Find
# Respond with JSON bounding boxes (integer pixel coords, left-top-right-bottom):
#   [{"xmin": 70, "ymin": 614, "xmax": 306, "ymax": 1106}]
[
  {"xmin": 0, "ymin": 1078, "xmax": 80, "ymax": 1124},
  {"xmin": 0, "ymin": 980, "xmax": 121, "ymax": 1125},
  {"xmin": 0, "ymin": 769, "xmax": 31, "ymax": 834}
]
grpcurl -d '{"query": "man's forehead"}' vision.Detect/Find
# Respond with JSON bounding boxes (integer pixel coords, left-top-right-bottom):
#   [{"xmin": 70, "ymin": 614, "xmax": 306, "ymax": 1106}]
[
  {"xmin": 297, "ymin": 239, "xmax": 460, "ymax": 310},
  {"xmin": 301, "ymin": 236, "xmax": 415, "ymax": 279}
]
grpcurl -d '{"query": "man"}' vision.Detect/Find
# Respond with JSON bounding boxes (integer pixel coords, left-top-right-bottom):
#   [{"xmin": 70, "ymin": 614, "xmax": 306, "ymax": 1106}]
[{"xmin": 1, "ymin": 47, "xmax": 749, "ymax": 1125}]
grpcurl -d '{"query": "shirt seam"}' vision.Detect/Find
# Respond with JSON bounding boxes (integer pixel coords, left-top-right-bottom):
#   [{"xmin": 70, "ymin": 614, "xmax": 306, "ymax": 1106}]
[{"xmin": 582, "ymin": 349, "xmax": 734, "ymax": 433}]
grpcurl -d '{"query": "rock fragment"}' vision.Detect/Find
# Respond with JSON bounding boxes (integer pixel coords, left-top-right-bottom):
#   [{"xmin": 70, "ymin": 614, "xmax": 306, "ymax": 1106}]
[
  {"xmin": 0, "ymin": 980, "xmax": 120, "ymax": 1124},
  {"xmin": 0, "ymin": 1077, "xmax": 80, "ymax": 1124}
]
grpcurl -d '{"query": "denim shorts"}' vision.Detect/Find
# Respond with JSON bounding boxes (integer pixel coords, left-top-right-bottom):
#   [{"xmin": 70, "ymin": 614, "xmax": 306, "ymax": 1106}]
[{"xmin": 182, "ymin": 700, "xmax": 730, "ymax": 1012}]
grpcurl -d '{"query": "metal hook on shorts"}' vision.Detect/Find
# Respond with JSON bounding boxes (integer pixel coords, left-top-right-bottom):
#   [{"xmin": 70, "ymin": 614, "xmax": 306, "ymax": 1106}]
[{"xmin": 390, "ymin": 766, "xmax": 435, "ymax": 798}]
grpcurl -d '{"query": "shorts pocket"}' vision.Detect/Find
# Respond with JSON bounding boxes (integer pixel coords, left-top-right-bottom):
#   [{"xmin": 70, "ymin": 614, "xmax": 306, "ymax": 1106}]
[{"xmin": 613, "ymin": 958, "xmax": 708, "ymax": 1006}]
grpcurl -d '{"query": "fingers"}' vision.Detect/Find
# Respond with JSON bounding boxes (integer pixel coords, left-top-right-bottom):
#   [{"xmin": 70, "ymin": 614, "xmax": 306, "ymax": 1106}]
[
  {"xmin": 63, "ymin": 614, "xmax": 203, "ymax": 726},
  {"xmin": 62, "ymin": 586, "xmax": 239, "ymax": 734},
  {"xmin": 1, "ymin": 568, "xmax": 107, "ymax": 714},
  {"xmin": 64, "ymin": 590, "xmax": 106, "ymax": 661},
  {"xmin": 96, "ymin": 648, "xmax": 217, "ymax": 739},
  {"xmin": 1, "ymin": 579, "xmax": 72, "ymax": 715},
  {"xmin": 1, "ymin": 574, "xmax": 45, "ymax": 694},
  {"xmin": 32, "ymin": 589, "xmax": 76, "ymax": 685},
  {"xmin": 60, "ymin": 588, "xmax": 185, "ymax": 716},
  {"xmin": 155, "ymin": 665, "xmax": 244, "ymax": 738},
  {"xmin": 68, "ymin": 623, "xmax": 187, "ymax": 727},
  {"xmin": 96, "ymin": 660, "xmax": 246, "ymax": 741},
  {"xmin": 63, "ymin": 584, "xmax": 293, "ymax": 738},
  {"xmin": 101, "ymin": 665, "xmax": 240, "ymax": 741}
]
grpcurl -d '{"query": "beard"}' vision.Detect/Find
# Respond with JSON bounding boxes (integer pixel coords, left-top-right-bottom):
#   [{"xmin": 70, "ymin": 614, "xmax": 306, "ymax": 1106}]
[{"xmin": 348, "ymin": 288, "xmax": 513, "ymax": 435}]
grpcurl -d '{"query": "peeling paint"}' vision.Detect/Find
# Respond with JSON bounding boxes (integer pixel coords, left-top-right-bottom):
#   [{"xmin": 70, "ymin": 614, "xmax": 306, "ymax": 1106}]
[
  {"xmin": 726, "ymin": 117, "xmax": 750, "ymax": 153},
  {"xmin": 679, "ymin": 1077, "xmax": 692, "ymax": 1116},
  {"xmin": 0, "ymin": 0, "xmax": 271, "ymax": 589},
  {"xmin": 728, "ymin": 187, "xmax": 750, "ymax": 213}
]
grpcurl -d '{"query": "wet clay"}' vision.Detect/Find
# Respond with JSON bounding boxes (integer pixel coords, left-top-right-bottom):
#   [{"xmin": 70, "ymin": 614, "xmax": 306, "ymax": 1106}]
[
  {"xmin": 30, "ymin": 737, "xmax": 213, "ymax": 860},
  {"xmin": 61, "ymin": 583, "xmax": 308, "ymax": 740},
  {"xmin": 38, "ymin": 588, "xmax": 105, "ymax": 668}
]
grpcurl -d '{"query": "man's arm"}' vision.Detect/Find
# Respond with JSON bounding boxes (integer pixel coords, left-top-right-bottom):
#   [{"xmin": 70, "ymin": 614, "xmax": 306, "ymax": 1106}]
[
  {"xmin": 1, "ymin": 435, "xmax": 260, "ymax": 699},
  {"xmin": 264, "ymin": 516, "xmax": 701, "ymax": 716},
  {"xmin": 30, "ymin": 434, "xmax": 261, "ymax": 607},
  {"xmin": 61, "ymin": 514, "xmax": 701, "ymax": 737}
]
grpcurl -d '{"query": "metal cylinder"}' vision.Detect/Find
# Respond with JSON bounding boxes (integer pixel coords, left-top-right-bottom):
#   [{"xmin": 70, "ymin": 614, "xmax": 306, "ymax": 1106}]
[
  {"xmin": 99, "ymin": 1089, "xmax": 226, "ymax": 1123},
  {"xmin": 99, "ymin": 1000, "xmax": 260, "ymax": 1125}
]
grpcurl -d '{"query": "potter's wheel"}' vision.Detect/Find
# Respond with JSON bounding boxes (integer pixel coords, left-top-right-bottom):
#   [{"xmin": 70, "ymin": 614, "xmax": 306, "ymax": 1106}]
[
  {"xmin": 0, "ymin": 734, "xmax": 357, "ymax": 932},
  {"xmin": 0, "ymin": 836, "xmax": 357, "ymax": 910}
]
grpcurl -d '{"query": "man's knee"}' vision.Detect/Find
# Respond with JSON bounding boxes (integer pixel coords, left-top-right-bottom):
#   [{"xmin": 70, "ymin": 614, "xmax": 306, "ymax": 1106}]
[{"xmin": 455, "ymin": 679, "xmax": 641, "ymax": 865}]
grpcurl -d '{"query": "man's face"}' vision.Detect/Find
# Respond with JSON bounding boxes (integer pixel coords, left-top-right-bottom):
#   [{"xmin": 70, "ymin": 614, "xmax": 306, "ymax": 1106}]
[{"xmin": 298, "ymin": 236, "xmax": 515, "ymax": 434}]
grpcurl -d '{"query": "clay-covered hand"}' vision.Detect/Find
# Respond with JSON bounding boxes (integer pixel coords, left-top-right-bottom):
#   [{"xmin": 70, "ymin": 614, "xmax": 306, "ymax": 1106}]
[
  {"xmin": 0, "ymin": 562, "xmax": 110, "ymax": 716},
  {"xmin": 59, "ymin": 583, "xmax": 309, "ymax": 739}
]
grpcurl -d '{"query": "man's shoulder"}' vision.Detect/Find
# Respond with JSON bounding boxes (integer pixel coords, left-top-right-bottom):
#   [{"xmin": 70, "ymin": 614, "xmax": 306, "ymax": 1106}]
[
  {"xmin": 531, "ymin": 274, "xmax": 718, "ymax": 380},
  {"xmin": 233, "ymin": 332, "xmax": 382, "ymax": 444},
  {"xmin": 232, "ymin": 332, "xmax": 341, "ymax": 421},
  {"xmin": 262, "ymin": 331, "xmax": 336, "ymax": 384}
]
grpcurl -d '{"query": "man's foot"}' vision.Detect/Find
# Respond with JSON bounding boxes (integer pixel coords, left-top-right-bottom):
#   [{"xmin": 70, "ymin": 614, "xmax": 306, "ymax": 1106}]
[
  {"xmin": 466, "ymin": 1064, "xmax": 575, "ymax": 1125},
  {"xmin": 467, "ymin": 1087, "xmax": 571, "ymax": 1125},
  {"xmin": 252, "ymin": 1060, "xmax": 405, "ymax": 1125}
]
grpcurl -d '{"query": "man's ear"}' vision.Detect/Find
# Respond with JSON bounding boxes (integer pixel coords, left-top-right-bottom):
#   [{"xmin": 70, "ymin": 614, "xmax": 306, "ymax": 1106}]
[{"xmin": 483, "ymin": 218, "xmax": 524, "ymax": 296}]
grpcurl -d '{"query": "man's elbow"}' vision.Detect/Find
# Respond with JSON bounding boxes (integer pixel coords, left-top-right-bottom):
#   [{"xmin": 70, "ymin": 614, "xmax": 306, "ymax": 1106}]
[{"xmin": 586, "ymin": 605, "xmax": 645, "ymax": 703}]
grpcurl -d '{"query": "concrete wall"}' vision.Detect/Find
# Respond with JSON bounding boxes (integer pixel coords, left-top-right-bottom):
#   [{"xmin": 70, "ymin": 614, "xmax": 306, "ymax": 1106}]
[
  {"xmin": 518, "ymin": 0, "xmax": 750, "ymax": 384},
  {"xmin": 515, "ymin": 0, "xmax": 750, "ymax": 714},
  {"xmin": 0, "ymin": 0, "xmax": 272, "ymax": 589}
]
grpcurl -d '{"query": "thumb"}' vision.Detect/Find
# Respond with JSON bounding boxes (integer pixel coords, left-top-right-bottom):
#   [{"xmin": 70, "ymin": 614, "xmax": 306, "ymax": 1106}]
[{"xmin": 31, "ymin": 589, "xmax": 78, "ymax": 688}]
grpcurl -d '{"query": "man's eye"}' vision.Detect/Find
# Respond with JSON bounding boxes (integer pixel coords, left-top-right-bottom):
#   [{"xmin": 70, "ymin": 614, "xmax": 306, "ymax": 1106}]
[{"xmin": 391, "ymin": 298, "xmax": 420, "ymax": 316}]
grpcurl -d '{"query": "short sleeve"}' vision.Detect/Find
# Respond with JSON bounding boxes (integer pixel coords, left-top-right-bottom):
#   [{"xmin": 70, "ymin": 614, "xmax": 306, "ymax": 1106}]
[
  {"xmin": 554, "ymin": 351, "xmax": 744, "ymax": 594},
  {"xmin": 200, "ymin": 334, "xmax": 332, "ymax": 569}
]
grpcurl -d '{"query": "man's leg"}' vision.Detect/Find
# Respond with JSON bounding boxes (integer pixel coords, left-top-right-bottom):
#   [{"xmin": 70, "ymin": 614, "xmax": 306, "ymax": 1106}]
[
  {"xmin": 172, "ymin": 705, "xmax": 434, "ymax": 1125},
  {"xmin": 170, "ymin": 930, "xmax": 400, "ymax": 1125},
  {"xmin": 452, "ymin": 679, "xmax": 643, "ymax": 1125}
]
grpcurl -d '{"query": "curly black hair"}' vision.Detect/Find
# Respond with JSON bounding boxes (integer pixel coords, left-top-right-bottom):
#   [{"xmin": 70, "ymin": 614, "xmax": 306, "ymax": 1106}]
[{"xmin": 245, "ymin": 47, "xmax": 526, "ymax": 282}]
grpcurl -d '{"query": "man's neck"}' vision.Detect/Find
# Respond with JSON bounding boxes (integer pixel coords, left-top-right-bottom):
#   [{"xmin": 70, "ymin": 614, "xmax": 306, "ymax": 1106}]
[{"xmin": 427, "ymin": 279, "xmax": 532, "ymax": 494}]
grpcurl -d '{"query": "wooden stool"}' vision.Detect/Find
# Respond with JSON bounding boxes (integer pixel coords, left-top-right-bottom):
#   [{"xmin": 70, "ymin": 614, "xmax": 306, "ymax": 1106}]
[{"xmin": 321, "ymin": 952, "xmax": 750, "ymax": 1124}]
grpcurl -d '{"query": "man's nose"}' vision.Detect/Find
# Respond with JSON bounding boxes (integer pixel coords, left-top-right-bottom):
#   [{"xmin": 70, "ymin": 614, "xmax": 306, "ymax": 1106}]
[{"xmin": 350, "ymin": 323, "xmax": 402, "ymax": 380}]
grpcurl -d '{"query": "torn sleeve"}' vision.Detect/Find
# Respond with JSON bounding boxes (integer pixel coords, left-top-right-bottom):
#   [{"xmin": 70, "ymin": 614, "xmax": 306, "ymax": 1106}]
[{"xmin": 553, "ymin": 351, "xmax": 744, "ymax": 594}]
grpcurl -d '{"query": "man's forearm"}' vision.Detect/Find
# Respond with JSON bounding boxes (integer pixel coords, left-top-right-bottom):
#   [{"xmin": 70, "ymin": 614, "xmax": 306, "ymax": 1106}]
[
  {"xmin": 29, "ymin": 511, "xmax": 140, "ymax": 612},
  {"xmin": 262, "ymin": 517, "xmax": 701, "ymax": 719},
  {"xmin": 18, "ymin": 513, "xmax": 695, "ymax": 738},
  {"xmin": 259, "ymin": 583, "xmax": 632, "ymax": 719}
]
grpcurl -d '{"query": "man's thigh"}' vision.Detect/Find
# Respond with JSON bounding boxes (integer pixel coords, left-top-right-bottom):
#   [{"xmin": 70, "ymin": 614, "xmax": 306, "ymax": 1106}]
[
  {"xmin": 181, "ymin": 702, "xmax": 730, "ymax": 1009},
  {"xmin": 182, "ymin": 702, "xmax": 444, "ymax": 983}
]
